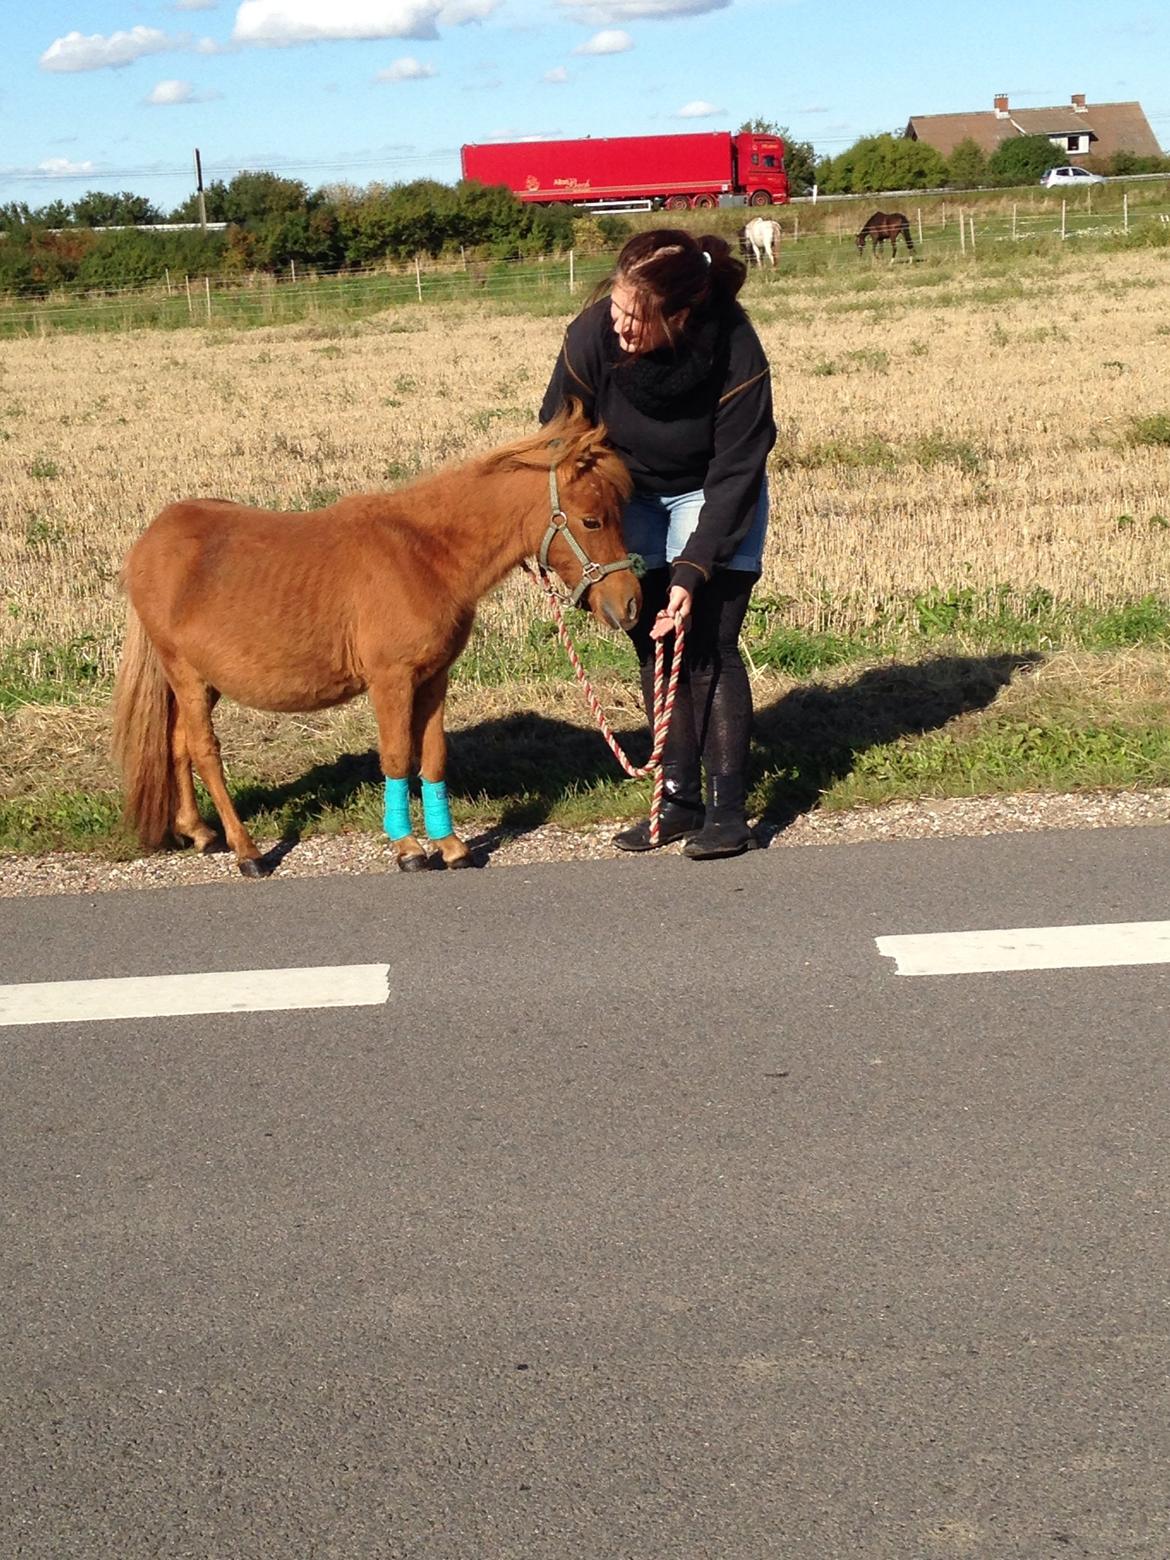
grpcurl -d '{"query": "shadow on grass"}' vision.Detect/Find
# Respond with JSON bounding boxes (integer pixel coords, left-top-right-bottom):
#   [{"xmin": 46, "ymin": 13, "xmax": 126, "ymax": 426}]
[
  {"xmin": 751, "ymin": 651, "xmax": 1041, "ymax": 832},
  {"xmin": 229, "ymin": 652, "xmax": 1039, "ymax": 863}
]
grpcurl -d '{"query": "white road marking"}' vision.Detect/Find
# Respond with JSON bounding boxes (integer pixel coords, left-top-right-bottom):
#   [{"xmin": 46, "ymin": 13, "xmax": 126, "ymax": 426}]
[
  {"xmin": 877, "ymin": 920, "xmax": 1170, "ymax": 977},
  {"xmin": 0, "ymin": 964, "xmax": 391, "ymax": 1027}
]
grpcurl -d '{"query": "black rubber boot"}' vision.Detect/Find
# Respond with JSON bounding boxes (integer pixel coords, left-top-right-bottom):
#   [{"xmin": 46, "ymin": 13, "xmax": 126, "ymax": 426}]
[
  {"xmin": 613, "ymin": 763, "xmax": 704, "ymax": 852},
  {"xmin": 683, "ymin": 773, "xmax": 759, "ymax": 860}
]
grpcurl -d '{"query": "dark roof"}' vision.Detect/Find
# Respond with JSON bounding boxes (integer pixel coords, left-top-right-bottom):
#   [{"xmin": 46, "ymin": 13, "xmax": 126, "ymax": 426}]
[{"xmin": 905, "ymin": 98, "xmax": 1163, "ymax": 161}]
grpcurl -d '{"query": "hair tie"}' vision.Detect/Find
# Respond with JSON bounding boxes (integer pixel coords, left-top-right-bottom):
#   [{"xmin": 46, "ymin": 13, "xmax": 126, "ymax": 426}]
[{"xmin": 702, "ymin": 250, "xmax": 712, "ymax": 266}]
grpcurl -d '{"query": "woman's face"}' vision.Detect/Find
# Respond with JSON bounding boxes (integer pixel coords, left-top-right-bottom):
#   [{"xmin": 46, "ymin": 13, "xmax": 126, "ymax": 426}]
[{"xmin": 610, "ymin": 278, "xmax": 685, "ymax": 354}]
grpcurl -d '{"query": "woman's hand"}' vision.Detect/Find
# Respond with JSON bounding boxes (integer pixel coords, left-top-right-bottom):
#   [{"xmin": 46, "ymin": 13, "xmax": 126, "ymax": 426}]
[{"xmin": 650, "ymin": 584, "xmax": 692, "ymax": 640}]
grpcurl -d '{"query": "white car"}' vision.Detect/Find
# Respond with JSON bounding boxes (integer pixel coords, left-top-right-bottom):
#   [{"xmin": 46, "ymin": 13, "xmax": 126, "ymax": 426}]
[{"xmin": 1041, "ymin": 166, "xmax": 1106, "ymax": 188}]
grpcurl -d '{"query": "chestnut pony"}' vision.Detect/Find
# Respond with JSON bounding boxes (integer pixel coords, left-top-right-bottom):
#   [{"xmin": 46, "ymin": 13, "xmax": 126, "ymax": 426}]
[{"xmin": 113, "ymin": 403, "xmax": 639, "ymax": 877}]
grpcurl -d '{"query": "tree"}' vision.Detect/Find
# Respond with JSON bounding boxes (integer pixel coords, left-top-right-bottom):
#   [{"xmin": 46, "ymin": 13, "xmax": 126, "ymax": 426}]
[
  {"xmin": 820, "ymin": 133, "xmax": 947, "ymax": 194},
  {"xmin": 71, "ymin": 190, "xmax": 161, "ymax": 227},
  {"xmin": 170, "ymin": 179, "xmax": 231, "ymax": 223},
  {"xmin": 34, "ymin": 199, "xmax": 73, "ymax": 229},
  {"xmin": 987, "ymin": 134, "xmax": 1065, "ymax": 186},
  {"xmin": 946, "ymin": 137, "xmax": 988, "ymax": 189},
  {"xmin": 220, "ymin": 170, "xmax": 312, "ymax": 225},
  {"xmin": 1106, "ymin": 149, "xmax": 1170, "ymax": 176},
  {"xmin": 738, "ymin": 118, "xmax": 818, "ymax": 195}
]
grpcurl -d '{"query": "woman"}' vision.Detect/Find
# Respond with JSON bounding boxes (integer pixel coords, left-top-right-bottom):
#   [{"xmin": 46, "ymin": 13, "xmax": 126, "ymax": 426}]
[{"xmin": 539, "ymin": 229, "xmax": 776, "ymax": 859}]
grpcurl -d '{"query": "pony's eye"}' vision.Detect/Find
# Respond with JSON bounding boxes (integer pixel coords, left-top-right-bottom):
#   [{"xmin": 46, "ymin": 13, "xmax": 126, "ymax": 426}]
[{"xmin": 583, "ymin": 516, "xmax": 603, "ymax": 531}]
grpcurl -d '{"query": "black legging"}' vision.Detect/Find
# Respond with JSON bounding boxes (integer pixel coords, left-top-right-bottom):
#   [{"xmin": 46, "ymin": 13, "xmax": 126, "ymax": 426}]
[{"xmin": 628, "ymin": 567, "xmax": 757, "ymax": 778}]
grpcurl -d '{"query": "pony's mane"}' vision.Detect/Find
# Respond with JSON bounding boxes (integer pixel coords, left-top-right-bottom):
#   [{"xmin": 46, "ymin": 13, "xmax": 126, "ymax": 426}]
[{"xmin": 479, "ymin": 400, "xmax": 633, "ymax": 501}]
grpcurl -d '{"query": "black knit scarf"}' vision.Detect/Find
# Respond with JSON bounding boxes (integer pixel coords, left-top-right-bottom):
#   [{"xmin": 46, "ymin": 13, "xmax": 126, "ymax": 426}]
[{"xmin": 606, "ymin": 310, "xmax": 726, "ymax": 419}]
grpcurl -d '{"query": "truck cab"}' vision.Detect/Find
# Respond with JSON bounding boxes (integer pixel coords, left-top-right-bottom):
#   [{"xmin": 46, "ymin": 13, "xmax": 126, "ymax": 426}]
[{"xmin": 734, "ymin": 133, "xmax": 789, "ymax": 205}]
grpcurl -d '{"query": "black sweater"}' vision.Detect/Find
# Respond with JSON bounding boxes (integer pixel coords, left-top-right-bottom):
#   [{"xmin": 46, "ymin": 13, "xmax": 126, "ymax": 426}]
[{"xmin": 539, "ymin": 297, "xmax": 776, "ymax": 592}]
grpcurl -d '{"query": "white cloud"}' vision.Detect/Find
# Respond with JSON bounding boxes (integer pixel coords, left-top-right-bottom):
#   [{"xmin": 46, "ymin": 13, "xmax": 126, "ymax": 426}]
[
  {"xmin": 148, "ymin": 78, "xmax": 195, "ymax": 103},
  {"xmin": 38, "ymin": 157, "xmax": 97, "ymax": 176},
  {"xmin": 438, "ymin": 0, "xmax": 496, "ymax": 19},
  {"xmin": 39, "ymin": 26, "xmax": 187, "ymax": 73},
  {"xmin": 573, "ymin": 28, "xmax": 632, "ymax": 53},
  {"xmin": 563, "ymin": 0, "xmax": 727, "ymax": 20},
  {"xmin": 173, "ymin": 0, "xmax": 219, "ymax": 10},
  {"xmin": 484, "ymin": 129, "xmax": 558, "ymax": 142},
  {"xmin": 146, "ymin": 78, "xmax": 221, "ymax": 103},
  {"xmin": 232, "ymin": 0, "xmax": 497, "ymax": 44},
  {"xmin": 376, "ymin": 55, "xmax": 437, "ymax": 79},
  {"xmin": 543, "ymin": 65, "xmax": 568, "ymax": 83},
  {"xmin": 675, "ymin": 99, "xmax": 721, "ymax": 117}
]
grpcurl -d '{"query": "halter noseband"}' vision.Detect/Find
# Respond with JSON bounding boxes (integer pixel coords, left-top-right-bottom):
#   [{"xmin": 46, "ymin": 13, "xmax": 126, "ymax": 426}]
[{"xmin": 537, "ymin": 463, "xmax": 641, "ymax": 608}]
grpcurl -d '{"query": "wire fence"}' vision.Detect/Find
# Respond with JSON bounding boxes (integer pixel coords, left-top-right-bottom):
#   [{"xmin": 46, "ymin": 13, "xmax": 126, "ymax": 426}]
[{"xmin": 2, "ymin": 186, "xmax": 1169, "ymax": 336}]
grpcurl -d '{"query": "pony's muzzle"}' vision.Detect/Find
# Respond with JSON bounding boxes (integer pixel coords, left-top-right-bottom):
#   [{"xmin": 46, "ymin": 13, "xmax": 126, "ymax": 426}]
[{"xmin": 597, "ymin": 585, "xmax": 641, "ymax": 633}]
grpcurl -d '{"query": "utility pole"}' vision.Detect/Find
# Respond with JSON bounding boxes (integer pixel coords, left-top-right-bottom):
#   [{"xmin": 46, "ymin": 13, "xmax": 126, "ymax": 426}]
[{"xmin": 193, "ymin": 147, "xmax": 207, "ymax": 231}]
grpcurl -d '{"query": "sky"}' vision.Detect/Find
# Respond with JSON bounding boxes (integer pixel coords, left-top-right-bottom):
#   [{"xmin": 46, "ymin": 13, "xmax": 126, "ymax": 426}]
[{"xmin": 1, "ymin": 0, "xmax": 1166, "ymax": 214}]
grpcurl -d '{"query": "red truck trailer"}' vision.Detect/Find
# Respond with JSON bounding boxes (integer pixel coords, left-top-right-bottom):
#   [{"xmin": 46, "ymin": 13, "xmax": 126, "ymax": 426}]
[{"xmin": 460, "ymin": 131, "xmax": 788, "ymax": 209}]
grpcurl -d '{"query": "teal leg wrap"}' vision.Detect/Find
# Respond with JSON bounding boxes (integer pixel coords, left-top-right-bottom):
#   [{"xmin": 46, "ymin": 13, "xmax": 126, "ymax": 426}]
[
  {"xmin": 383, "ymin": 776, "xmax": 412, "ymax": 839},
  {"xmin": 421, "ymin": 779, "xmax": 453, "ymax": 840}
]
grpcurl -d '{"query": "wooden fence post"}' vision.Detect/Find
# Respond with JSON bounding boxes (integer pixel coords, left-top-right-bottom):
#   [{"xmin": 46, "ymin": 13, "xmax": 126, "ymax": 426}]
[
  {"xmin": 1061, "ymin": 199, "xmax": 1067, "ymax": 240},
  {"xmin": 1012, "ymin": 203, "xmax": 1018, "ymax": 240},
  {"xmin": 164, "ymin": 267, "xmax": 172, "ymax": 297},
  {"xmin": 959, "ymin": 209, "xmax": 966, "ymax": 255},
  {"xmin": 569, "ymin": 249, "xmax": 575, "ymax": 294},
  {"xmin": 415, "ymin": 254, "xmax": 422, "ymax": 302},
  {"xmin": 1123, "ymin": 192, "xmax": 1129, "ymax": 233},
  {"xmin": 916, "ymin": 207, "xmax": 923, "ymax": 246},
  {"xmin": 185, "ymin": 275, "xmax": 193, "ymax": 318},
  {"xmin": 968, "ymin": 214, "xmax": 975, "ymax": 253},
  {"xmin": 290, "ymin": 258, "xmax": 297, "ymax": 284},
  {"xmin": 204, "ymin": 276, "xmax": 211, "ymax": 320}
]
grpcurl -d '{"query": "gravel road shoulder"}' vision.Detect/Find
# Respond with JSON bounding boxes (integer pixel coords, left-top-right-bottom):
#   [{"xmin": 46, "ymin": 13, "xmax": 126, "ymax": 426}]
[{"xmin": 3, "ymin": 788, "xmax": 1168, "ymax": 899}]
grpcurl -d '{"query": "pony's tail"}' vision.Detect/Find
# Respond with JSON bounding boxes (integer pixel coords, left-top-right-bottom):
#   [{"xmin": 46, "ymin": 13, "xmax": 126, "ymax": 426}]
[{"xmin": 111, "ymin": 605, "xmax": 177, "ymax": 851}]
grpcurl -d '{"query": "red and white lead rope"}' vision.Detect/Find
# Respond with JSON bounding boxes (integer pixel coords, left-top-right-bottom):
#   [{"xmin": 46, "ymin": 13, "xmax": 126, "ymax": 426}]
[{"xmin": 528, "ymin": 565, "xmax": 685, "ymax": 846}]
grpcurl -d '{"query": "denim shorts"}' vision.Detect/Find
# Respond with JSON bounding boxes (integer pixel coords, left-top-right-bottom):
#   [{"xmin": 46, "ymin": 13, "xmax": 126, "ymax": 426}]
[{"xmin": 621, "ymin": 482, "xmax": 769, "ymax": 575}]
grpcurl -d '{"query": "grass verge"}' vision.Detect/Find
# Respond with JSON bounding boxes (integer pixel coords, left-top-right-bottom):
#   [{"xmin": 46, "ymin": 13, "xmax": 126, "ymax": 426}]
[{"xmin": 3, "ymin": 646, "xmax": 1169, "ymax": 858}]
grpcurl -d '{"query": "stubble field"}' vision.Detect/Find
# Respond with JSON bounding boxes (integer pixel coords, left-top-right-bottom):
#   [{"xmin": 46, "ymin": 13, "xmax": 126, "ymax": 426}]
[{"xmin": 2, "ymin": 241, "xmax": 1169, "ymax": 854}]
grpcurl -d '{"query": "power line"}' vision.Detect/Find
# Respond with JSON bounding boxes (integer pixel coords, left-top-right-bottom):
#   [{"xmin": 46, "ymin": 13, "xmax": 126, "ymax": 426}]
[{"xmin": 0, "ymin": 150, "xmax": 461, "ymax": 187}]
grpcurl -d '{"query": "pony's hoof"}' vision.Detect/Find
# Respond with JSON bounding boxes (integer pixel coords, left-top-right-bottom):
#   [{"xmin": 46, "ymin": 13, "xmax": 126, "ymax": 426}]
[
  {"xmin": 397, "ymin": 851, "xmax": 430, "ymax": 873},
  {"xmin": 238, "ymin": 857, "xmax": 270, "ymax": 879},
  {"xmin": 445, "ymin": 854, "xmax": 473, "ymax": 871}
]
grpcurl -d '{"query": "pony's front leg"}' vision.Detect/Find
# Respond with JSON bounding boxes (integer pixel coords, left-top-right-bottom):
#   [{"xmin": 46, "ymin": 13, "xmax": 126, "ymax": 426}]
[
  {"xmin": 369, "ymin": 670, "xmax": 429, "ymax": 872},
  {"xmin": 414, "ymin": 669, "xmax": 471, "ymax": 870}
]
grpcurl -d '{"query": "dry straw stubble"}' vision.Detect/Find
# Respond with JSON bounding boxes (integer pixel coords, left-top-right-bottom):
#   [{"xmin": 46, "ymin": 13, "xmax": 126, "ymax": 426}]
[{"xmin": 1, "ymin": 248, "xmax": 1169, "ymax": 687}]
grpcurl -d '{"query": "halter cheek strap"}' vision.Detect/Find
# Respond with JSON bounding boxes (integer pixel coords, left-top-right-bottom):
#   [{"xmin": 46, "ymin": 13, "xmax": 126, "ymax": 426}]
[{"xmin": 536, "ymin": 464, "xmax": 640, "ymax": 608}]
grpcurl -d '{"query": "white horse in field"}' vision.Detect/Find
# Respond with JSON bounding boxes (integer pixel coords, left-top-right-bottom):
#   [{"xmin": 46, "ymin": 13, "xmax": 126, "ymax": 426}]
[{"xmin": 743, "ymin": 216, "xmax": 782, "ymax": 267}]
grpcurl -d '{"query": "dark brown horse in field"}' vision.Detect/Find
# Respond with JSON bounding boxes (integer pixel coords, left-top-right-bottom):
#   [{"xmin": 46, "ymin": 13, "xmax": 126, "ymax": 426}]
[
  {"xmin": 856, "ymin": 210, "xmax": 914, "ymax": 259},
  {"xmin": 113, "ymin": 403, "xmax": 639, "ymax": 877}
]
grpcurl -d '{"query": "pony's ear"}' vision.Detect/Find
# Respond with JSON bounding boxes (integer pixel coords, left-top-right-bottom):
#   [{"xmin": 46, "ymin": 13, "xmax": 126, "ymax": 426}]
[{"xmin": 573, "ymin": 420, "xmax": 610, "ymax": 472}]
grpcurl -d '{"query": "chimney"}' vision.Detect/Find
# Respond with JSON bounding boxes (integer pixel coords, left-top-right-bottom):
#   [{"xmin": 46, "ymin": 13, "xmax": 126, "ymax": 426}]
[
  {"xmin": 1071, "ymin": 92, "xmax": 1087, "ymax": 113},
  {"xmin": 994, "ymin": 94, "xmax": 1010, "ymax": 118}
]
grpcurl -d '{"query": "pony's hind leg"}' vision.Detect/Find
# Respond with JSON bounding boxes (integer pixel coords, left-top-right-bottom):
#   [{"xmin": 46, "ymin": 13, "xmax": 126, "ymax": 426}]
[
  {"xmin": 171, "ymin": 700, "xmax": 219, "ymax": 854},
  {"xmin": 413, "ymin": 669, "xmax": 471, "ymax": 870},
  {"xmin": 369, "ymin": 669, "xmax": 430, "ymax": 872},
  {"xmin": 166, "ymin": 662, "xmax": 266, "ymax": 876}
]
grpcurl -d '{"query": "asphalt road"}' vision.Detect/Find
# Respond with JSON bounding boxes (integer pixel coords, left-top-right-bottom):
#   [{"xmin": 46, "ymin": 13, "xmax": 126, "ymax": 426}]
[{"xmin": 2, "ymin": 827, "xmax": 1168, "ymax": 1558}]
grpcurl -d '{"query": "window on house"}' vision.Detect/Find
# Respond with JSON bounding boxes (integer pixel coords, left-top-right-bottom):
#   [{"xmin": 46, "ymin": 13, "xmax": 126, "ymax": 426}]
[
  {"xmin": 1067, "ymin": 134, "xmax": 1086, "ymax": 153},
  {"xmin": 763, "ymin": 155, "xmax": 777, "ymax": 167},
  {"xmin": 751, "ymin": 153, "xmax": 759, "ymax": 166}
]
